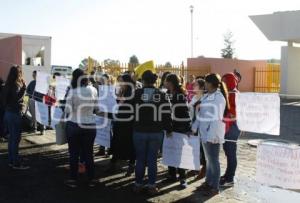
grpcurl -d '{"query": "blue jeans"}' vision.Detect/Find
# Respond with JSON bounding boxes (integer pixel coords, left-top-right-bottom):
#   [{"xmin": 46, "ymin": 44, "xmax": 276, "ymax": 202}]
[
  {"xmin": 66, "ymin": 121, "xmax": 96, "ymax": 180},
  {"xmin": 4, "ymin": 111, "xmax": 22, "ymax": 165},
  {"xmin": 133, "ymin": 131, "xmax": 163, "ymax": 186},
  {"xmin": 223, "ymin": 122, "xmax": 240, "ymax": 181},
  {"xmin": 202, "ymin": 142, "xmax": 221, "ymax": 190}
]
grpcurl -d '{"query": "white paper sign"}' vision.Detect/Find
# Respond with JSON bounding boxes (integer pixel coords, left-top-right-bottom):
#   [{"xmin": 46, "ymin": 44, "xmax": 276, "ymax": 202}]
[
  {"xmin": 95, "ymin": 116, "xmax": 112, "ymax": 148},
  {"xmin": 36, "ymin": 72, "xmax": 51, "ymax": 94},
  {"xmin": 98, "ymin": 85, "xmax": 118, "ymax": 114},
  {"xmin": 55, "ymin": 76, "xmax": 70, "ymax": 100},
  {"xmin": 256, "ymin": 142, "xmax": 300, "ymax": 189},
  {"xmin": 50, "ymin": 106, "xmax": 63, "ymax": 129},
  {"xmin": 236, "ymin": 93, "xmax": 280, "ymax": 135},
  {"xmin": 162, "ymin": 132, "xmax": 200, "ymax": 170},
  {"xmin": 35, "ymin": 101, "xmax": 49, "ymax": 126}
]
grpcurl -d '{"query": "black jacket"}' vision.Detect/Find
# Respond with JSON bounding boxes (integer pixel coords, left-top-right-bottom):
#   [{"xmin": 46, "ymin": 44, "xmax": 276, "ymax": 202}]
[
  {"xmin": 133, "ymin": 86, "xmax": 172, "ymax": 133},
  {"xmin": 168, "ymin": 92, "xmax": 191, "ymax": 133}
]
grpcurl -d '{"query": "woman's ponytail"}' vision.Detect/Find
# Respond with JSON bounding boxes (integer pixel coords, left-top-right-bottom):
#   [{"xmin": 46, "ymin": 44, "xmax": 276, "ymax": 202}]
[{"xmin": 220, "ymin": 81, "xmax": 230, "ymax": 115}]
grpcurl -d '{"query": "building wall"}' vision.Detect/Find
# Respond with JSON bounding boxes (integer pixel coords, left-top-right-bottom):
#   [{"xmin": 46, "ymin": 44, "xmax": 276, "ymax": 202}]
[
  {"xmin": 0, "ymin": 33, "xmax": 52, "ymax": 84},
  {"xmin": 280, "ymin": 46, "xmax": 300, "ymax": 97},
  {"xmin": 187, "ymin": 57, "xmax": 267, "ymax": 92},
  {"xmin": 0, "ymin": 36, "xmax": 22, "ymax": 81}
]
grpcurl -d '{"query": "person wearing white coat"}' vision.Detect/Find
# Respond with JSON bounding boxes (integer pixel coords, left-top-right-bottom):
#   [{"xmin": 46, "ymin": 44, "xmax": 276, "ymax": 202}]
[{"xmin": 192, "ymin": 73, "xmax": 229, "ymax": 197}]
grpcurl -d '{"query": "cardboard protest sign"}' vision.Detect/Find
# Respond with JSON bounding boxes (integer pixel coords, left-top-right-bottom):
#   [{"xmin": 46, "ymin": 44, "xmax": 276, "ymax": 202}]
[
  {"xmin": 35, "ymin": 71, "xmax": 51, "ymax": 94},
  {"xmin": 256, "ymin": 141, "xmax": 300, "ymax": 189},
  {"xmin": 236, "ymin": 93, "xmax": 280, "ymax": 135},
  {"xmin": 55, "ymin": 76, "xmax": 70, "ymax": 100},
  {"xmin": 35, "ymin": 101, "xmax": 49, "ymax": 126},
  {"xmin": 98, "ymin": 85, "xmax": 118, "ymax": 114},
  {"xmin": 50, "ymin": 106, "xmax": 63, "ymax": 129},
  {"xmin": 95, "ymin": 116, "xmax": 112, "ymax": 148},
  {"xmin": 162, "ymin": 132, "xmax": 200, "ymax": 170}
]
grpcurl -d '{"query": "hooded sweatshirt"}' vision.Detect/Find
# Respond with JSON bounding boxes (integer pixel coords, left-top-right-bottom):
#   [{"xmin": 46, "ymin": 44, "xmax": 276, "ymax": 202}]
[{"xmin": 222, "ymin": 72, "xmax": 239, "ymax": 132}]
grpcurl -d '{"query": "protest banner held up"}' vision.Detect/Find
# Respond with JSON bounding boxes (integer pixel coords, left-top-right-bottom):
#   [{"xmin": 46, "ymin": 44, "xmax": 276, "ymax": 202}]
[
  {"xmin": 35, "ymin": 71, "xmax": 51, "ymax": 95},
  {"xmin": 95, "ymin": 116, "xmax": 112, "ymax": 148},
  {"xmin": 236, "ymin": 93, "xmax": 280, "ymax": 135},
  {"xmin": 162, "ymin": 132, "xmax": 200, "ymax": 170},
  {"xmin": 35, "ymin": 101, "xmax": 49, "ymax": 126},
  {"xmin": 98, "ymin": 85, "xmax": 118, "ymax": 114}
]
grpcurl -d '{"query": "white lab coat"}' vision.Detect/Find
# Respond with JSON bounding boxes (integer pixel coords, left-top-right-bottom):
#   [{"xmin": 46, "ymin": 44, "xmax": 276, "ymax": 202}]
[{"xmin": 192, "ymin": 89, "xmax": 226, "ymax": 144}]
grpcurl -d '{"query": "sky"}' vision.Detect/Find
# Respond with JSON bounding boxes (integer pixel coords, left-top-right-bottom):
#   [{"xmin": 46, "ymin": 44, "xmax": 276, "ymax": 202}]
[{"xmin": 1, "ymin": 0, "xmax": 300, "ymax": 68}]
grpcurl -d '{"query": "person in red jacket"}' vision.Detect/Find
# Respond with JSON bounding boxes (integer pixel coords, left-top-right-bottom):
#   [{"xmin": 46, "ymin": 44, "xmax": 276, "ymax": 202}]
[{"xmin": 220, "ymin": 72, "xmax": 241, "ymax": 187}]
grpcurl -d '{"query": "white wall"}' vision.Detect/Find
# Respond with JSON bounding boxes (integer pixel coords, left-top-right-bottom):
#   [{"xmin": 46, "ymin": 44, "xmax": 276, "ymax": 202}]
[{"xmin": 280, "ymin": 46, "xmax": 300, "ymax": 97}]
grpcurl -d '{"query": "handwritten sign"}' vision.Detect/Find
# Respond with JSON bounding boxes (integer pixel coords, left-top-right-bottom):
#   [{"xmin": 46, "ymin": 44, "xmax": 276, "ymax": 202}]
[
  {"xmin": 98, "ymin": 85, "xmax": 118, "ymax": 114},
  {"xmin": 50, "ymin": 106, "xmax": 63, "ymax": 129},
  {"xmin": 162, "ymin": 132, "xmax": 200, "ymax": 170},
  {"xmin": 35, "ymin": 101, "xmax": 49, "ymax": 126},
  {"xmin": 256, "ymin": 142, "xmax": 300, "ymax": 189},
  {"xmin": 35, "ymin": 72, "xmax": 50, "ymax": 94},
  {"xmin": 236, "ymin": 93, "xmax": 280, "ymax": 135},
  {"xmin": 95, "ymin": 116, "xmax": 112, "ymax": 148},
  {"xmin": 55, "ymin": 76, "xmax": 70, "ymax": 100}
]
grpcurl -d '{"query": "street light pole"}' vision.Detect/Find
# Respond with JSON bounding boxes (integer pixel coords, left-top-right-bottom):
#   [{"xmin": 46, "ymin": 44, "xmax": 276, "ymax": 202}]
[{"xmin": 190, "ymin": 5, "xmax": 194, "ymax": 58}]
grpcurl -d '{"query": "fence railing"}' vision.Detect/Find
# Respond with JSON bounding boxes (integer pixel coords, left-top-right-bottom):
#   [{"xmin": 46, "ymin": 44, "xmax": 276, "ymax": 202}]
[
  {"xmin": 92, "ymin": 63, "xmax": 211, "ymax": 82},
  {"xmin": 254, "ymin": 64, "xmax": 280, "ymax": 93}
]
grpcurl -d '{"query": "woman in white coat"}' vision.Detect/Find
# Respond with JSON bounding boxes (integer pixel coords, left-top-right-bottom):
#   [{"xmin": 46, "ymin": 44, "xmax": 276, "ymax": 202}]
[{"xmin": 192, "ymin": 73, "xmax": 230, "ymax": 196}]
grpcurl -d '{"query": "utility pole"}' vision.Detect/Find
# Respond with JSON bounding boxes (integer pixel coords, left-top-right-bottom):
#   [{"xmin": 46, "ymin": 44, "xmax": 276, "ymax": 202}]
[{"xmin": 190, "ymin": 5, "xmax": 194, "ymax": 58}]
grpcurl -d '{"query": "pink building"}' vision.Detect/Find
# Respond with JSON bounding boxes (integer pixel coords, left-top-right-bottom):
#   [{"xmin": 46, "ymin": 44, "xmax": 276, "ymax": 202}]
[{"xmin": 187, "ymin": 57, "xmax": 267, "ymax": 92}]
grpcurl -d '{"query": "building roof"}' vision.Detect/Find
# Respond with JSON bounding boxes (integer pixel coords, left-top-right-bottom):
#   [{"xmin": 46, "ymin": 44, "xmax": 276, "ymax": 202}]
[
  {"xmin": 0, "ymin": 32, "xmax": 51, "ymax": 40},
  {"xmin": 250, "ymin": 10, "xmax": 300, "ymax": 43}
]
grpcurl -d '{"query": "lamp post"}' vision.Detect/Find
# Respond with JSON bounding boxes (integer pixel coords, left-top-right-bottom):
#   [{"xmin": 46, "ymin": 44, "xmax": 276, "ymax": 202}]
[{"xmin": 190, "ymin": 5, "xmax": 194, "ymax": 58}]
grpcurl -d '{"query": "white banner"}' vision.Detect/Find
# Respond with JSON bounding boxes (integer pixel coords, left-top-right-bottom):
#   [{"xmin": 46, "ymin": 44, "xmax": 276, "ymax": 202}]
[
  {"xmin": 35, "ymin": 71, "xmax": 50, "ymax": 94},
  {"xmin": 236, "ymin": 93, "xmax": 280, "ymax": 135},
  {"xmin": 162, "ymin": 132, "xmax": 200, "ymax": 170},
  {"xmin": 55, "ymin": 76, "xmax": 70, "ymax": 100},
  {"xmin": 98, "ymin": 85, "xmax": 118, "ymax": 114},
  {"xmin": 95, "ymin": 116, "xmax": 112, "ymax": 148},
  {"xmin": 256, "ymin": 142, "xmax": 300, "ymax": 189},
  {"xmin": 35, "ymin": 101, "xmax": 49, "ymax": 126},
  {"xmin": 50, "ymin": 106, "xmax": 63, "ymax": 129}
]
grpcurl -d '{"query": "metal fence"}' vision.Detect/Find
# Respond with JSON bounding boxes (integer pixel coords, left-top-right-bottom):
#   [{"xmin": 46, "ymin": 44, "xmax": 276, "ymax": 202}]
[
  {"xmin": 254, "ymin": 64, "xmax": 280, "ymax": 93},
  {"xmin": 93, "ymin": 63, "xmax": 211, "ymax": 83}
]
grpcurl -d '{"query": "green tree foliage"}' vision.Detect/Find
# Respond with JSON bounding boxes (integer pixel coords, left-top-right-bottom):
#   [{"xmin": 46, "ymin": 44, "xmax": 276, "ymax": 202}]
[{"xmin": 221, "ymin": 31, "xmax": 235, "ymax": 59}]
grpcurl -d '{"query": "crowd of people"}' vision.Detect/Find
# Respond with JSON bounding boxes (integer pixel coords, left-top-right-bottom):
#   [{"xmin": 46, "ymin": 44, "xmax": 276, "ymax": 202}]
[{"xmin": 0, "ymin": 65, "xmax": 242, "ymax": 197}]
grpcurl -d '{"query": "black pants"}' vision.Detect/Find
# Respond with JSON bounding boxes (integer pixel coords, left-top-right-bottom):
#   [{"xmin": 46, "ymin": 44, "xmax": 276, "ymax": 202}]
[
  {"xmin": 223, "ymin": 122, "xmax": 240, "ymax": 181},
  {"xmin": 66, "ymin": 121, "xmax": 96, "ymax": 180},
  {"xmin": 168, "ymin": 167, "xmax": 186, "ymax": 180},
  {"xmin": 200, "ymin": 142, "xmax": 206, "ymax": 166}
]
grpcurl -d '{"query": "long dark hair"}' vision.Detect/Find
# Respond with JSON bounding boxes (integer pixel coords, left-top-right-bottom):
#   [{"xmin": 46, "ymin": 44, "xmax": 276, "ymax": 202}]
[
  {"xmin": 120, "ymin": 73, "xmax": 135, "ymax": 98},
  {"xmin": 71, "ymin": 69, "xmax": 88, "ymax": 89},
  {"xmin": 2, "ymin": 66, "xmax": 23, "ymax": 106},
  {"xmin": 165, "ymin": 73, "xmax": 186, "ymax": 95},
  {"xmin": 5, "ymin": 65, "xmax": 23, "ymax": 88},
  {"xmin": 141, "ymin": 70, "xmax": 158, "ymax": 86},
  {"xmin": 195, "ymin": 78, "xmax": 205, "ymax": 89},
  {"xmin": 205, "ymin": 73, "xmax": 230, "ymax": 113},
  {"xmin": 159, "ymin": 71, "xmax": 171, "ymax": 88}
]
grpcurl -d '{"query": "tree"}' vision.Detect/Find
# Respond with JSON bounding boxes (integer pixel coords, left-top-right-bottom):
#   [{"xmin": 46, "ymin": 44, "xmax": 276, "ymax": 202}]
[
  {"xmin": 79, "ymin": 57, "xmax": 99, "ymax": 71},
  {"xmin": 103, "ymin": 58, "xmax": 121, "ymax": 76},
  {"xmin": 103, "ymin": 58, "xmax": 120, "ymax": 68},
  {"xmin": 165, "ymin": 62, "xmax": 172, "ymax": 68},
  {"xmin": 221, "ymin": 31, "xmax": 235, "ymax": 59},
  {"xmin": 129, "ymin": 55, "xmax": 139, "ymax": 65}
]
